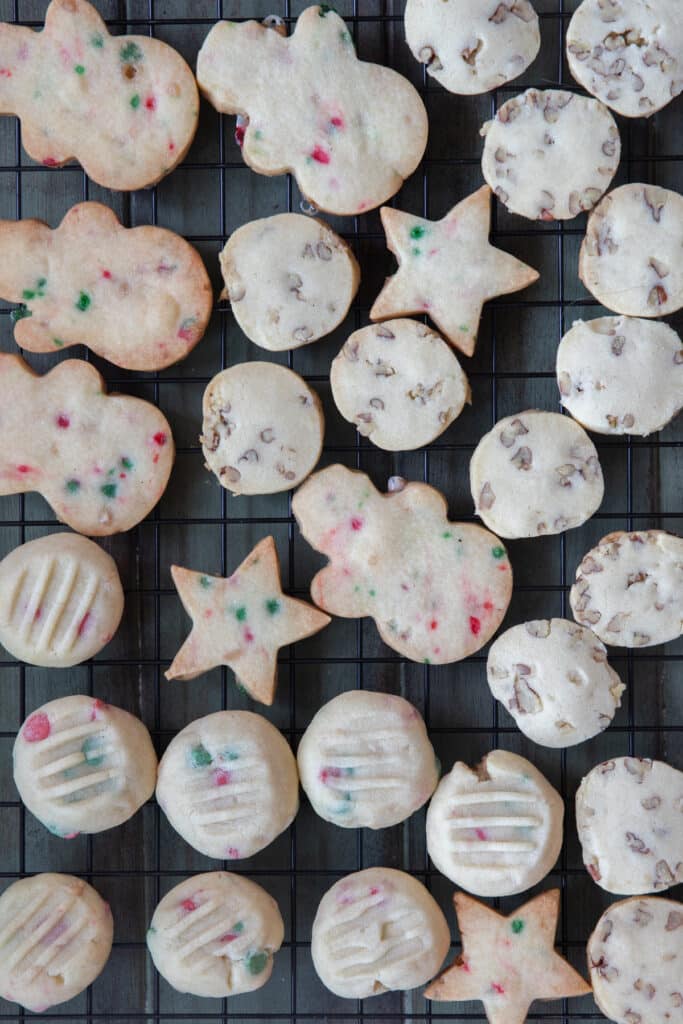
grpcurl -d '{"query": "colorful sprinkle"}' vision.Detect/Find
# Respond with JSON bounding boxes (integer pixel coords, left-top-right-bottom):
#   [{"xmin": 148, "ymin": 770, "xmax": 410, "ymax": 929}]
[
  {"xmin": 91, "ymin": 33, "xmax": 104, "ymax": 48},
  {"xmin": 311, "ymin": 145, "xmax": 331, "ymax": 164},
  {"xmin": 74, "ymin": 64, "xmax": 85, "ymax": 75},
  {"xmin": 511, "ymin": 918, "xmax": 525, "ymax": 934},
  {"xmin": 189, "ymin": 743, "xmax": 212, "ymax": 768},
  {"xmin": 145, "ymin": 95, "xmax": 157, "ymax": 111},
  {"xmin": 66, "ymin": 479, "xmax": 80, "ymax": 494},
  {"xmin": 220, "ymin": 920, "xmax": 244, "ymax": 943},
  {"xmin": 42, "ymin": 157, "xmax": 59, "ymax": 167},
  {"xmin": 235, "ymin": 124, "xmax": 246, "ymax": 147},
  {"xmin": 234, "ymin": 605, "xmax": 247, "ymax": 622},
  {"xmin": 130, "ymin": 94, "xmax": 140, "ymax": 109},
  {"xmin": 319, "ymin": 3, "xmax": 333, "ymax": 13},
  {"xmin": 10, "ymin": 305, "xmax": 31, "ymax": 322},
  {"xmin": 247, "ymin": 951, "xmax": 269, "ymax": 975},
  {"xmin": 442, "ymin": 531, "xmax": 452, "ymax": 539},
  {"xmin": 23, "ymin": 713, "xmax": 50, "ymax": 742},
  {"xmin": 16, "ymin": 465, "xmax": 32, "ymax": 473},
  {"xmin": 227, "ymin": 846, "xmax": 240, "ymax": 858},
  {"xmin": 177, "ymin": 316, "xmax": 197, "ymax": 341},
  {"xmin": 491, "ymin": 982, "xmax": 505, "ymax": 995},
  {"xmin": 52, "ymin": 337, "xmax": 64, "ymax": 347},
  {"xmin": 469, "ymin": 616, "xmax": 481, "ymax": 636},
  {"xmin": 82, "ymin": 736, "xmax": 103, "ymax": 767},
  {"xmin": 244, "ymin": 627, "xmax": 255, "ymax": 643},
  {"xmin": 101, "ymin": 482, "xmax": 117, "ymax": 499},
  {"xmin": 265, "ymin": 598, "xmax": 280, "ymax": 615},
  {"xmin": 429, "ymin": 619, "xmax": 438, "ymax": 631},
  {"xmin": 213, "ymin": 768, "xmax": 231, "ymax": 787},
  {"xmin": 181, "ymin": 898, "xmax": 197, "ymax": 912},
  {"xmin": 120, "ymin": 42, "xmax": 143, "ymax": 64},
  {"xmin": 330, "ymin": 115, "xmax": 344, "ymax": 129},
  {"xmin": 410, "ymin": 225, "xmax": 426, "ymax": 240},
  {"xmin": 475, "ymin": 827, "xmax": 488, "ymax": 841},
  {"xmin": 77, "ymin": 612, "xmax": 91, "ymax": 636},
  {"xmin": 121, "ymin": 456, "xmax": 134, "ymax": 470},
  {"xmin": 199, "ymin": 575, "xmax": 212, "ymax": 589},
  {"xmin": 492, "ymin": 546, "xmax": 505, "ymax": 559},
  {"xmin": 75, "ymin": 291, "xmax": 91, "ymax": 312},
  {"xmin": 56, "ymin": 414, "xmax": 70, "ymax": 429},
  {"xmin": 350, "ymin": 516, "xmax": 363, "ymax": 531},
  {"xmin": 153, "ymin": 432, "xmax": 167, "ymax": 446}
]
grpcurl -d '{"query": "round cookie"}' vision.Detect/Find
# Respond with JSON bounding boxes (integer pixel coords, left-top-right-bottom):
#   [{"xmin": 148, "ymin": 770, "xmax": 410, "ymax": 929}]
[
  {"xmin": 481, "ymin": 89, "xmax": 620, "ymax": 221},
  {"xmin": 311, "ymin": 867, "xmax": 450, "ymax": 998},
  {"xmin": 0, "ymin": 873, "xmax": 113, "ymax": 1012},
  {"xmin": 201, "ymin": 362, "xmax": 323, "ymax": 495},
  {"xmin": 297, "ymin": 689, "xmax": 439, "ymax": 828},
  {"xmin": 470, "ymin": 409, "xmax": 604, "ymax": 539},
  {"xmin": 405, "ymin": 0, "xmax": 540, "ymax": 96},
  {"xmin": 330, "ymin": 319, "xmax": 470, "ymax": 451},
  {"xmin": 576, "ymin": 756, "xmax": 683, "ymax": 894},
  {"xmin": 426, "ymin": 749, "xmax": 564, "ymax": 896},
  {"xmin": 587, "ymin": 895, "xmax": 683, "ymax": 1024},
  {"xmin": 579, "ymin": 183, "xmax": 683, "ymax": 317},
  {"xmin": 147, "ymin": 872, "xmax": 284, "ymax": 998},
  {"xmin": 13, "ymin": 695, "xmax": 156, "ymax": 838},
  {"xmin": 558, "ymin": 316, "xmax": 683, "ymax": 436},
  {"xmin": 570, "ymin": 530, "xmax": 683, "ymax": 648},
  {"xmin": 219, "ymin": 213, "xmax": 359, "ymax": 352},
  {"xmin": 486, "ymin": 618, "xmax": 625, "ymax": 748},
  {"xmin": 155, "ymin": 710, "xmax": 298, "ymax": 860}
]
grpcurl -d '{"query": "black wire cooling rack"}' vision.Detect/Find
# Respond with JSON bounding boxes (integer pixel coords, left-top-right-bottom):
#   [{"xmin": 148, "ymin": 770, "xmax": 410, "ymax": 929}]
[{"xmin": 0, "ymin": 0, "xmax": 680, "ymax": 1022}]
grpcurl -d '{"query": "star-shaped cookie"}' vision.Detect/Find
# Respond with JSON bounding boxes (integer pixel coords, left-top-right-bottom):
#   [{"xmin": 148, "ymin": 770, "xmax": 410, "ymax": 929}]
[
  {"xmin": 425, "ymin": 889, "xmax": 591, "ymax": 1023},
  {"xmin": 370, "ymin": 185, "xmax": 539, "ymax": 356},
  {"xmin": 165, "ymin": 536, "xmax": 330, "ymax": 704}
]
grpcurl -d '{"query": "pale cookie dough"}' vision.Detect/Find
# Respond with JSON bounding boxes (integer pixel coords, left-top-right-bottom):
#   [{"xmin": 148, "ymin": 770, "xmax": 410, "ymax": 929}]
[
  {"xmin": 297, "ymin": 689, "xmax": 439, "ymax": 829},
  {"xmin": 0, "ymin": 354, "xmax": 174, "ymax": 536},
  {"xmin": 481, "ymin": 89, "xmax": 620, "ymax": 221},
  {"xmin": 576, "ymin": 756, "xmax": 683, "ymax": 894},
  {"xmin": 330, "ymin": 319, "xmax": 470, "ymax": 451},
  {"xmin": 426, "ymin": 749, "xmax": 564, "ymax": 896},
  {"xmin": 587, "ymin": 895, "xmax": 683, "ymax": 1024},
  {"xmin": 13, "ymin": 695, "xmax": 157, "ymax": 838},
  {"xmin": 311, "ymin": 867, "xmax": 449, "ymax": 999},
  {"xmin": 0, "ymin": 532, "xmax": 124, "ymax": 668},
  {"xmin": 0, "ymin": 873, "xmax": 113, "ymax": 1012},
  {"xmin": 570, "ymin": 530, "xmax": 683, "ymax": 647},
  {"xmin": 470, "ymin": 410, "xmax": 604, "ymax": 539},
  {"xmin": 487, "ymin": 619, "xmax": 625, "ymax": 748},
  {"xmin": 197, "ymin": 6, "xmax": 428, "ymax": 216},
  {"xmin": 155, "ymin": 710, "xmax": 298, "ymax": 861},
  {"xmin": 405, "ymin": 0, "xmax": 540, "ymax": 95},
  {"xmin": 567, "ymin": 0, "xmax": 683, "ymax": 119},
  {"xmin": 201, "ymin": 362, "xmax": 323, "ymax": 495},
  {"xmin": 219, "ymin": 213, "xmax": 359, "ymax": 352},
  {"xmin": 558, "ymin": 316, "xmax": 683, "ymax": 436},
  {"xmin": 147, "ymin": 872, "xmax": 284, "ymax": 998},
  {"xmin": 0, "ymin": 0, "xmax": 198, "ymax": 190},
  {"xmin": 579, "ymin": 183, "xmax": 683, "ymax": 317},
  {"xmin": 292, "ymin": 464, "xmax": 513, "ymax": 665}
]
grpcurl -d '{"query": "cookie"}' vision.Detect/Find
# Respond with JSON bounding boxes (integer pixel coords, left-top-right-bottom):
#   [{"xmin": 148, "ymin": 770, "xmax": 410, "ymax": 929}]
[
  {"xmin": 197, "ymin": 5, "xmax": 428, "ymax": 216},
  {"xmin": 487, "ymin": 618, "xmax": 625, "ymax": 748},
  {"xmin": 405, "ymin": 0, "xmax": 540, "ymax": 95},
  {"xmin": 570, "ymin": 530, "xmax": 683, "ymax": 648},
  {"xmin": 155, "ymin": 710, "xmax": 298, "ymax": 861},
  {"xmin": 147, "ymin": 872, "xmax": 284, "ymax": 998},
  {"xmin": 425, "ymin": 749, "xmax": 564, "ymax": 896},
  {"xmin": 201, "ymin": 362, "xmax": 323, "ymax": 495},
  {"xmin": 370, "ymin": 186, "xmax": 539, "ymax": 356},
  {"xmin": 219, "ymin": 213, "xmax": 359, "ymax": 352},
  {"xmin": 481, "ymin": 88, "xmax": 620, "ymax": 221},
  {"xmin": 0, "ymin": 354, "xmax": 174, "ymax": 535},
  {"xmin": 558, "ymin": 316, "xmax": 683, "ymax": 436},
  {"xmin": 576, "ymin": 756, "xmax": 683, "ymax": 894},
  {"xmin": 297, "ymin": 689, "xmax": 439, "ymax": 829},
  {"xmin": 426, "ymin": 889, "xmax": 591, "ymax": 1022},
  {"xmin": 567, "ymin": 0, "xmax": 683, "ymax": 118},
  {"xmin": 165, "ymin": 536, "xmax": 330, "ymax": 705},
  {"xmin": 330, "ymin": 319, "xmax": 470, "ymax": 451},
  {"xmin": 579, "ymin": 183, "xmax": 683, "ymax": 317},
  {"xmin": 13, "ymin": 695, "xmax": 157, "ymax": 838},
  {"xmin": 0, "ymin": 873, "xmax": 112, "ymax": 1012},
  {"xmin": 470, "ymin": 409, "xmax": 604, "ymax": 539},
  {"xmin": 0, "ymin": 0, "xmax": 198, "ymax": 190},
  {"xmin": 311, "ymin": 867, "xmax": 449, "ymax": 999},
  {"xmin": 0, "ymin": 202, "xmax": 212, "ymax": 371},
  {"xmin": 291, "ymin": 464, "xmax": 513, "ymax": 665}
]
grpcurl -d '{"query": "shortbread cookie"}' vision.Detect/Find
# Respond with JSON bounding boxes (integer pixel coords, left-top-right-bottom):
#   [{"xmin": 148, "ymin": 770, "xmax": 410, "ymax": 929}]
[
  {"xmin": 311, "ymin": 867, "xmax": 449, "ymax": 999},
  {"xmin": 166, "ymin": 536, "xmax": 330, "ymax": 704},
  {"xmin": 0, "ymin": 0, "xmax": 198, "ymax": 190},
  {"xmin": 470, "ymin": 410, "xmax": 604, "ymax": 539},
  {"xmin": 405, "ymin": 0, "xmax": 540, "ymax": 95},
  {"xmin": 0, "ymin": 354, "xmax": 174, "ymax": 535},
  {"xmin": 330, "ymin": 319, "xmax": 470, "ymax": 451},
  {"xmin": 197, "ymin": 6, "xmax": 427, "ymax": 215},
  {"xmin": 487, "ymin": 619, "xmax": 625, "ymax": 748},
  {"xmin": 219, "ymin": 213, "xmax": 359, "ymax": 352},
  {"xmin": 201, "ymin": 362, "xmax": 323, "ymax": 495},
  {"xmin": 481, "ymin": 89, "xmax": 620, "ymax": 221},
  {"xmin": 558, "ymin": 316, "xmax": 683, "ymax": 436},
  {"xmin": 579, "ymin": 183, "xmax": 683, "ymax": 316},
  {"xmin": 426, "ymin": 749, "xmax": 564, "ymax": 896},
  {"xmin": 13, "ymin": 695, "xmax": 157, "ymax": 838},
  {"xmin": 147, "ymin": 872, "xmax": 284, "ymax": 998},
  {"xmin": 426, "ymin": 889, "xmax": 591, "ymax": 1021},
  {"xmin": 570, "ymin": 530, "xmax": 683, "ymax": 647},
  {"xmin": 0, "ymin": 873, "xmax": 112, "ymax": 1012},
  {"xmin": 292, "ymin": 464, "xmax": 513, "ymax": 664},
  {"xmin": 0, "ymin": 203, "xmax": 212, "ymax": 370},
  {"xmin": 156, "ymin": 710, "xmax": 298, "ymax": 860},
  {"xmin": 567, "ymin": 0, "xmax": 683, "ymax": 118},
  {"xmin": 297, "ymin": 689, "xmax": 438, "ymax": 829}
]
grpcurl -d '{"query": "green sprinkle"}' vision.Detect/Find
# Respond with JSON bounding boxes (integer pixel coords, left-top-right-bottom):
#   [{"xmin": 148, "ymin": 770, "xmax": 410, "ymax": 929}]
[
  {"xmin": 492, "ymin": 546, "xmax": 505, "ymax": 559},
  {"xmin": 345, "ymin": 766, "xmax": 355, "ymax": 777},
  {"xmin": 82, "ymin": 736, "xmax": 104, "ymax": 767},
  {"xmin": 21, "ymin": 289, "xmax": 35, "ymax": 300},
  {"xmin": 75, "ymin": 291, "xmax": 91, "ymax": 312},
  {"xmin": 100, "ymin": 483, "xmax": 117, "ymax": 499},
  {"xmin": 121, "ymin": 456, "xmax": 134, "ymax": 470},
  {"xmin": 254, "ymin": 129, "xmax": 263, "ymax": 140},
  {"xmin": 147, "ymin": 925, "xmax": 156, "ymax": 935},
  {"xmin": 120, "ymin": 41, "xmax": 143, "ymax": 64},
  {"xmin": 318, "ymin": 3, "xmax": 334, "ymax": 14},
  {"xmin": 265, "ymin": 598, "xmax": 280, "ymax": 615},
  {"xmin": 53, "ymin": 337, "xmax": 64, "ymax": 347},
  {"xmin": 459, "ymin": 324, "xmax": 470, "ymax": 332},
  {"xmin": 339, "ymin": 29, "xmax": 351, "ymax": 43},
  {"xmin": 130, "ymin": 93, "xmax": 140, "ymax": 109},
  {"xmin": 410, "ymin": 225, "xmax": 426, "ymax": 240},
  {"xmin": 424, "ymin": 658, "xmax": 431, "ymax": 665},
  {"xmin": 91, "ymin": 32, "xmax": 104, "ymax": 48},
  {"xmin": 412, "ymin": 247, "xmax": 422, "ymax": 257},
  {"xmin": 511, "ymin": 919, "xmax": 525, "ymax": 934},
  {"xmin": 222, "ymin": 749, "xmax": 239, "ymax": 761},
  {"xmin": 37, "ymin": 277, "xmax": 46, "ymax": 292},
  {"xmin": 442, "ymin": 531, "xmax": 453, "ymax": 539},
  {"xmin": 107, "ymin": 467, "xmax": 116, "ymax": 476},
  {"xmin": 234, "ymin": 605, "xmax": 247, "ymax": 622},
  {"xmin": 368, "ymin": 589, "xmax": 376, "ymax": 597},
  {"xmin": 66, "ymin": 479, "xmax": 80, "ymax": 494},
  {"xmin": 232, "ymin": 921, "xmax": 244, "ymax": 934},
  {"xmin": 189, "ymin": 744, "xmax": 212, "ymax": 769},
  {"xmin": 74, "ymin": 64, "xmax": 85, "ymax": 75},
  {"xmin": 199, "ymin": 575, "xmax": 212, "ymax": 589},
  {"xmin": 10, "ymin": 305, "xmax": 31, "ymax": 322},
  {"xmin": 247, "ymin": 951, "xmax": 269, "ymax": 975}
]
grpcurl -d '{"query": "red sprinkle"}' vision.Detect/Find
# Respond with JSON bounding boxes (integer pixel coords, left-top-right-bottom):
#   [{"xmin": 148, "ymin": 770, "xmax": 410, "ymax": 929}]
[
  {"xmin": 369, "ymin": 887, "xmax": 380, "ymax": 896},
  {"xmin": 145, "ymin": 95, "xmax": 157, "ymax": 111},
  {"xmin": 23, "ymin": 713, "xmax": 50, "ymax": 742},
  {"xmin": 181, "ymin": 898, "xmax": 197, "ymax": 912},
  {"xmin": 101, "ymin": 269, "xmax": 112, "ymax": 280},
  {"xmin": 42, "ymin": 157, "xmax": 59, "ymax": 167},
  {"xmin": 17, "ymin": 465, "xmax": 32, "ymax": 473},
  {"xmin": 350, "ymin": 517, "xmax": 363, "ymax": 531},
  {"xmin": 475, "ymin": 827, "xmax": 488, "ymax": 841},
  {"xmin": 319, "ymin": 766, "xmax": 342, "ymax": 783},
  {"xmin": 243, "ymin": 627, "xmax": 254, "ymax": 643},
  {"xmin": 330, "ymin": 115, "xmax": 344, "ymax": 129},
  {"xmin": 0, "ymin": 69, "xmax": 11, "ymax": 78},
  {"xmin": 220, "ymin": 931, "xmax": 239, "ymax": 943},
  {"xmin": 227, "ymin": 847, "xmax": 239, "ymax": 859},
  {"xmin": 311, "ymin": 145, "xmax": 330, "ymax": 164},
  {"xmin": 168, "ymin": 141, "xmax": 176, "ymax": 153},
  {"xmin": 469, "ymin": 616, "xmax": 481, "ymax": 636},
  {"xmin": 235, "ymin": 124, "xmax": 246, "ymax": 147},
  {"xmin": 429, "ymin": 619, "xmax": 438, "ymax": 631},
  {"xmin": 56, "ymin": 414, "xmax": 70, "ymax": 429},
  {"xmin": 213, "ymin": 768, "xmax": 231, "ymax": 787},
  {"xmin": 77, "ymin": 612, "xmax": 90, "ymax": 636},
  {"xmin": 483, "ymin": 600, "xmax": 494, "ymax": 612},
  {"xmin": 460, "ymin": 958, "xmax": 471, "ymax": 973},
  {"xmin": 491, "ymin": 983, "xmax": 505, "ymax": 995},
  {"xmin": 153, "ymin": 432, "xmax": 167, "ymax": 446},
  {"xmin": 63, "ymin": 832, "xmax": 79, "ymax": 840}
]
